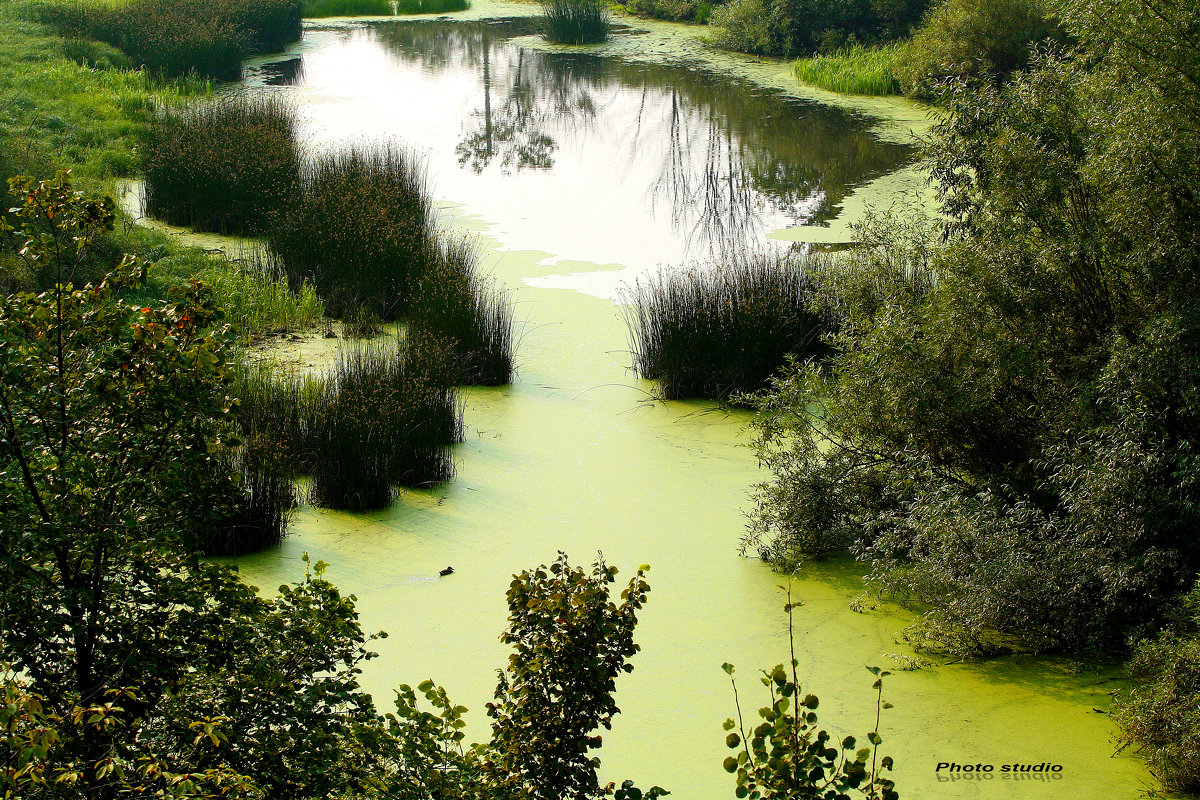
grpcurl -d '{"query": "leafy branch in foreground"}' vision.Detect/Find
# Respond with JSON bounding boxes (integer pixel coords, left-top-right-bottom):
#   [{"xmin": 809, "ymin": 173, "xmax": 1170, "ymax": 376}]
[{"xmin": 722, "ymin": 590, "xmax": 897, "ymax": 800}]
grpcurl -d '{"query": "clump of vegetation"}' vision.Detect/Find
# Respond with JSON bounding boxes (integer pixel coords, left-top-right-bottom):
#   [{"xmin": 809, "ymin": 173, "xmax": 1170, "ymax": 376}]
[
  {"xmin": 708, "ymin": 0, "xmax": 930, "ymax": 58},
  {"xmin": 200, "ymin": 442, "xmax": 297, "ymax": 556},
  {"xmin": 794, "ymin": 43, "xmax": 902, "ymax": 96},
  {"xmin": 141, "ymin": 95, "xmax": 301, "ymax": 235},
  {"xmin": 269, "ymin": 142, "xmax": 435, "ymax": 321},
  {"xmin": 895, "ymin": 0, "xmax": 1066, "ymax": 100},
  {"xmin": 302, "ymin": 0, "xmax": 469, "ymax": 16},
  {"xmin": 200, "ymin": 249, "xmax": 324, "ymax": 342},
  {"xmin": 28, "ymin": 0, "xmax": 301, "ymax": 80},
  {"xmin": 308, "ymin": 334, "xmax": 463, "ymax": 511},
  {"xmin": 410, "ymin": 236, "xmax": 515, "ymax": 386},
  {"xmin": 619, "ymin": 0, "xmax": 715, "ymax": 23},
  {"xmin": 1112, "ymin": 583, "xmax": 1200, "ymax": 794},
  {"xmin": 623, "ymin": 251, "xmax": 833, "ymax": 402},
  {"xmin": 541, "ymin": 0, "xmax": 610, "ymax": 45}
]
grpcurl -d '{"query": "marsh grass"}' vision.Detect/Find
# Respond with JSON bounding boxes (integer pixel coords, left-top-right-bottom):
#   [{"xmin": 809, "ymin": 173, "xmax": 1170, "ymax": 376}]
[
  {"xmin": 301, "ymin": 0, "xmax": 468, "ymax": 15},
  {"xmin": 793, "ymin": 44, "xmax": 902, "ymax": 96},
  {"xmin": 201, "ymin": 442, "xmax": 296, "ymax": 555},
  {"xmin": 622, "ymin": 251, "xmax": 834, "ymax": 402},
  {"xmin": 28, "ymin": 0, "xmax": 301, "ymax": 80},
  {"xmin": 308, "ymin": 334, "xmax": 463, "ymax": 510},
  {"xmin": 207, "ymin": 249, "xmax": 324, "ymax": 341},
  {"xmin": 269, "ymin": 142, "xmax": 435, "ymax": 321},
  {"xmin": 541, "ymin": 0, "xmax": 609, "ymax": 44},
  {"xmin": 142, "ymin": 95, "xmax": 301, "ymax": 235},
  {"xmin": 410, "ymin": 236, "xmax": 515, "ymax": 385}
]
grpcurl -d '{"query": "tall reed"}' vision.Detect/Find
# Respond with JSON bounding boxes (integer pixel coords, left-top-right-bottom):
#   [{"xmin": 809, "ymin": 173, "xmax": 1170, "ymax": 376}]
[
  {"xmin": 622, "ymin": 252, "xmax": 835, "ymax": 402},
  {"xmin": 541, "ymin": 0, "xmax": 609, "ymax": 44},
  {"xmin": 269, "ymin": 142, "xmax": 435, "ymax": 321},
  {"xmin": 141, "ymin": 95, "xmax": 301, "ymax": 235},
  {"xmin": 308, "ymin": 333, "xmax": 463, "ymax": 510},
  {"xmin": 409, "ymin": 236, "xmax": 515, "ymax": 385},
  {"xmin": 201, "ymin": 442, "xmax": 297, "ymax": 555}
]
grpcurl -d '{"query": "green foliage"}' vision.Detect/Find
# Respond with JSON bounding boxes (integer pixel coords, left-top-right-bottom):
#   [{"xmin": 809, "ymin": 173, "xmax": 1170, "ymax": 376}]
[
  {"xmin": 744, "ymin": 0, "xmax": 1200, "ymax": 658},
  {"xmin": 541, "ymin": 0, "xmax": 610, "ymax": 45},
  {"xmin": 481, "ymin": 554, "xmax": 662, "ymax": 800},
  {"xmin": 141, "ymin": 95, "xmax": 301, "ymax": 236},
  {"xmin": 721, "ymin": 594, "xmax": 897, "ymax": 800},
  {"xmin": 794, "ymin": 44, "xmax": 902, "ymax": 96},
  {"xmin": 28, "ymin": 0, "xmax": 302, "ymax": 80},
  {"xmin": 709, "ymin": 0, "xmax": 930, "ymax": 58},
  {"xmin": 623, "ymin": 251, "xmax": 834, "ymax": 403},
  {"xmin": 1112, "ymin": 583, "xmax": 1200, "ymax": 794},
  {"xmin": 619, "ymin": 0, "xmax": 715, "ymax": 23},
  {"xmin": 896, "ymin": 0, "xmax": 1066, "ymax": 100}
]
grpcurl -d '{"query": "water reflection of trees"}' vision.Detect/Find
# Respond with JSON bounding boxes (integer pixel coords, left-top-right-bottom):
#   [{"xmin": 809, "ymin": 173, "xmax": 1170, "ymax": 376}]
[{"xmin": 365, "ymin": 18, "xmax": 915, "ymax": 249}]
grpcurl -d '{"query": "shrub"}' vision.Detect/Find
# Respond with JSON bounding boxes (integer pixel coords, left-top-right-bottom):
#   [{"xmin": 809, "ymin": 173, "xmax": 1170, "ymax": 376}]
[
  {"xmin": 622, "ymin": 251, "xmax": 834, "ymax": 402},
  {"xmin": 541, "ymin": 0, "xmax": 610, "ymax": 45},
  {"xmin": 709, "ymin": 0, "xmax": 930, "ymax": 57},
  {"xmin": 896, "ymin": 0, "xmax": 1066, "ymax": 99},
  {"xmin": 409, "ymin": 236, "xmax": 515, "ymax": 386},
  {"xmin": 269, "ymin": 142, "xmax": 435, "ymax": 321},
  {"xmin": 621, "ymin": 0, "xmax": 714, "ymax": 22},
  {"xmin": 301, "ymin": 0, "xmax": 469, "ymax": 15},
  {"xmin": 1113, "ymin": 584, "xmax": 1200, "ymax": 794},
  {"xmin": 141, "ymin": 95, "xmax": 301, "ymax": 235}
]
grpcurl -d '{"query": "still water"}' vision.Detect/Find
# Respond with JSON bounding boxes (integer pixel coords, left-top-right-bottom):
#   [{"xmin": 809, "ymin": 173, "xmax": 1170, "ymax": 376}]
[{"xmin": 229, "ymin": 12, "xmax": 1152, "ymax": 798}]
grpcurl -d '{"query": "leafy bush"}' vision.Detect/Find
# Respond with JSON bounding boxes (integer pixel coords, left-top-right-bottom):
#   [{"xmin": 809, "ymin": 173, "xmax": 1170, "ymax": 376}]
[
  {"xmin": 302, "ymin": 0, "xmax": 469, "ymax": 15},
  {"xmin": 541, "ymin": 0, "xmax": 610, "ymax": 45},
  {"xmin": 621, "ymin": 0, "xmax": 715, "ymax": 23},
  {"xmin": 709, "ymin": 0, "xmax": 930, "ymax": 58},
  {"xmin": 1112, "ymin": 584, "xmax": 1200, "ymax": 794},
  {"xmin": 141, "ymin": 95, "xmax": 301, "ymax": 235},
  {"xmin": 896, "ymin": 0, "xmax": 1066, "ymax": 99}
]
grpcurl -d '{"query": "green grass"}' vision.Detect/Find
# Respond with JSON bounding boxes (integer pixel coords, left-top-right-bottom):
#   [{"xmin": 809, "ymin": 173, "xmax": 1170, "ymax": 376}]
[
  {"xmin": 622, "ymin": 251, "xmax": 835, "ymax": 402},
  {"xmin": 793, "ymin": 43, "xmax": 903, "ymax": 96},
  {"xmin": 301, "ymin": 0, "xmax": 468, "ymax": 16},
  {"xmin": 542, "ymin": 0, "xmax": 609, "ymax": 44}
]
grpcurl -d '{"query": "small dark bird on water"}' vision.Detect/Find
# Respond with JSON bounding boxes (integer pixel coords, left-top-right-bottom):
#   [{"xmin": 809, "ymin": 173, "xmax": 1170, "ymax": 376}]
[{"xmin": 439, "ymin": 566, "xmax": 454, "ymax": 576}]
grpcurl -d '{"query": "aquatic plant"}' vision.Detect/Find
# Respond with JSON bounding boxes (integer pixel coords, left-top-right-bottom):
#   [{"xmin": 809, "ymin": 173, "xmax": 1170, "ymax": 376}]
[
  {"xmin": 28, "ymin": 0, "xmax": 302, "ymax": 80},
  {"xmin": 268, "ymin": 142, "xmax": 435, "ymax": 320},
  {"xmin": 201, "ymin": 442, "xmax": 297, "ymax": 556},
  {"xmin": 409, "ymin": 235, "xmax": 515, "ymax": 385},
  {"xmin": 622, "ymin": 251, "xmax": 834, "ymax": 402},
  {"xmin": 141, "ymin": 95, "xmax": 301, "ymax": 235},
  {"xmin": 301, "ymin": 0, "xmax": 468, "ymax": 16},
  {"xmin": 308, "ymin": 333, "xmax": 463, "ymax": 510},
  {"xmin": 794, "ymin": 44, "xmax": 902, "ymax": 96},
  {"xmin": 541, "ymin": 0, "xmax": 609, "ymax": 45}
]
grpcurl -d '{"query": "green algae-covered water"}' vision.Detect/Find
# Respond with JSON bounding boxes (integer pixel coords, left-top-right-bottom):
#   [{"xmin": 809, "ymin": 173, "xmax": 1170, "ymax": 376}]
[{"xmin": 227, "ymin": 10, "xmax": 1153, "ymax": 798}]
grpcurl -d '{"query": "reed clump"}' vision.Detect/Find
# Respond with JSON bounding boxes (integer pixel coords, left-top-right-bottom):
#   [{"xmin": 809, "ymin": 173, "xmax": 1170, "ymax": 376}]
[
  {"xmin": 29, "ymin": 0, "xmax": 301, "ymax": 80},
  {"xmin": 623, "ymin": 252, "xmax": 834, "ymax": 402},
  {"xmin": 141, "ymin": 95, "xmax": 301, "ymax": 235},
  {"xmin": 541, "ymin": 0, "xmax": 609, "ymax": 44},
  {"xmin": 201, "ymin": 442, "xmax": 297, "ymax": 556},
  {"xmin": 269, "ymin": 143, "xmax": 435, "ymax": 321},
  {"xmin": 793, "ymin": 44, "xmax": 903, "ymax": 96},
  {"xmin": 410, "ymin": 236, "xmax": 515, "ymax": 386},
  {"xmin": 308, "ymin": 334, "xmax": 463, "ymax": 510}
]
